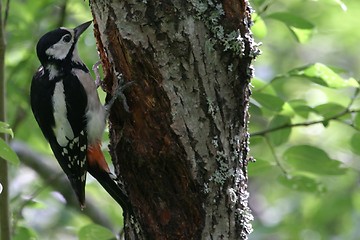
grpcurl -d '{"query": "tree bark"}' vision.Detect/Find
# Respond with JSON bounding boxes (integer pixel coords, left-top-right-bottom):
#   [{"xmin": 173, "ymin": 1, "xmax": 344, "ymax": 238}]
[{"xmin": 90, "ymin": 0, "xmax": 257, "ymax": 239}]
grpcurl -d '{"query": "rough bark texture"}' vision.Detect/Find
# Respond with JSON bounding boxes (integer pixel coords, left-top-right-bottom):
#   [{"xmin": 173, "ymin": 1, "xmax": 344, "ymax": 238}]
[{"xmin": 90, "ymin": 0, "xmax": 257, "ymax": 239}]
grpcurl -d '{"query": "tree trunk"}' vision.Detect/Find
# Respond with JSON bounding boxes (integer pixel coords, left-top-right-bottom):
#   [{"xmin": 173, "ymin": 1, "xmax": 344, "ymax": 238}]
[{"xmin": 90, "ymin": 0, "xmax": 257, "ymax": 239}]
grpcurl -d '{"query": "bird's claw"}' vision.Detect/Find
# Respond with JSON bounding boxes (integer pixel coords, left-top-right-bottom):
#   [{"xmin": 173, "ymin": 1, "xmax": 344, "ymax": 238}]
[
  {"xmin": 105, "ymin": 73, "xmax": 135, "ymax": 113},
  {"xmin": 93, "ymin": 61, "xmax": 134, "ymax": 113},
  {"xmin": 92, "ymin": 60, "xmax": 103, "ymax": 89}
]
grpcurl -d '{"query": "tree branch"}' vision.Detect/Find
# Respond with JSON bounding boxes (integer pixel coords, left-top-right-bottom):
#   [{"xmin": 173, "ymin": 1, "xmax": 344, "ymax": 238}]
[
  {"xmin": 56, "ymin": 0, "xmax": 67, "ymax": 28},
  {"xmin": 264, "ymin": 136, "xmax": 288, "ymax": 176},
  {"xmin": 251, "ymin": 109, "xmax": 360, "ymax": 137},
  {"xmin": 4, "ymin": 0, "xmax": 9, "ymax": 27}
]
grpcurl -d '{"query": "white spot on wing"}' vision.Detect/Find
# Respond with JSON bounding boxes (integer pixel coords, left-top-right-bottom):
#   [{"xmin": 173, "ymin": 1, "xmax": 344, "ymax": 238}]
[
  {"xmin": 80, "ymin": 145, "xmax": 86, "ymax": 152},
  {"xmin": 62, "ymin": 148, "xmax": 68, "ymax": 156}
]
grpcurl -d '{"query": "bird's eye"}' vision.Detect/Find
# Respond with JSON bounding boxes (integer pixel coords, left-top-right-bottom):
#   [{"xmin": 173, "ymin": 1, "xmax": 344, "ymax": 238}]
[{"xmin": 63, "ymin": 34, "xmax": 72, "ymax": 43}]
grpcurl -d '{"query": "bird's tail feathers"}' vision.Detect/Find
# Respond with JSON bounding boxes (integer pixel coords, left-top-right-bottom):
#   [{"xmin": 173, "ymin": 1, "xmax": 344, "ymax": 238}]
[
  {"xmin": 87, "ymin": 142, "xmax": 131, "ymax": 211},
  {"xmin": 92, "ymin": 169, "xmax": 131, "ymax": 210}
]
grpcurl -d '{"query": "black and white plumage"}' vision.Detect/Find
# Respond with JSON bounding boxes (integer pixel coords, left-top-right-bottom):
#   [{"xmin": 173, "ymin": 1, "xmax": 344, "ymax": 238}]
[{"xmin": 30, "ymin": 21, "xmax": 128, "ymax": 209}]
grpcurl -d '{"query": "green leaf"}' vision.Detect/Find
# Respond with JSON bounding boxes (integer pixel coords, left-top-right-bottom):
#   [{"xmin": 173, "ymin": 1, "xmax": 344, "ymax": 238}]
[
  {"xmin": 78, "ymin": 224, "xmax": 116, "ymax": 240},
  {"xmin": 354, "ymin": 113, "xmax": 360, "ymax": 129},
  {"xmin": 249, "ymin": 102, "xmax": 263, "ymax": 117},
  {"xmin": 252, "ymin": 92, "xmax": 285, "ymax": 112},
  {"xmin": 0, "ymin": 121, "xmax": 14, "ymax": 138},
  {"xmin": 278, "ymin": 174, "xmax": 326, "ymax": 193},
  {"xmin": 350, "ymin": 133, "xmax": 360, "ymax": 155},
  {"xmin": 280, "ymin": 102, "xmax": 295, "ymax": 117},
  {"xmin": 252, "ymin": 13, "xmax": 267, "ymax": 39},
  {"xmin": 250, "ymin": 135, "xmax": 264, "ymax": 146},
  {"xmin": 266, "ymin": 12, "xmax": 315, "ymax": 43},
  {"xmin": 21, "ymin": 198, "xmax": 46, "ymax": 209},
  {"xmin": 334, "ymin": 0, "xmax": 347, "ymax": 11},
  {"xmin": 251, "ymin": 77, "xmax": 268, "ymax": 90},
  {"xmin": 253, "ymin": 0, "xmax": 268, "ymax": 6},
  {"xmin": 268, "ymin": 115, "xmax": 291, "ymax": 146},
  {"xmin": 0, "ymin": 138, "xmax": 20, "ymax": 165},
  {"xmin": 288, "ymin": 99, "xmax": 313, "ymax": 118},
  {"xmin": 267, "ymin": 12, "xmax": 314, "ymax": 29},
  {"xmin": 283, "ymin": 145, "xmax": 346, "ymax": 175},
  {"xmin": 13, "ymin": 226, "xmax": 38, "ymax": 240},
  {"xmin": 289, "ymin": 27, "xmax": 313, "ymax": 43},
  {"xmin": 248, "ymin": 158, "xmax": 275, "ymax": 176},
  {"xmin": 322, "ymin": 0, "xmax": 347, "ymax": 11},
  {"xmin": 314, "ymin": 103, "xmax": 346, "ymax": 119},
  {"xmin": 288, "ymin": 63, "xmax": 359, "ymax": 88}
]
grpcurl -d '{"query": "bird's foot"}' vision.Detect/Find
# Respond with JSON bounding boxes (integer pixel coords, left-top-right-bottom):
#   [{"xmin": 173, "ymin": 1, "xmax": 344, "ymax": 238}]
[
  {"xmin": 93, "ymin": 61, "xmax": 134, "ymax": 112},
  {"xmin": 92, "ymin": 60, "xmax": 103, "ymax": 89},
  {"xmin": 105, "ymin": 72, "xmax": 135, "ymax": 113}
]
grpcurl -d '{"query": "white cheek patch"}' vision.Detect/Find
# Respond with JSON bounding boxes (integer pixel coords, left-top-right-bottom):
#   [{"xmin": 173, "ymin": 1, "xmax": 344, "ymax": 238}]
[
  {"xmin": 46, "ymin": 42, "xmax": 71, "ymax": 60},
  {"xmin": 52, "ymin": 81, "xmax": 74, "ymax": 146},
  {"xmin": 46, "ymin": 29, "xmax": 75, "ymax": 60}
]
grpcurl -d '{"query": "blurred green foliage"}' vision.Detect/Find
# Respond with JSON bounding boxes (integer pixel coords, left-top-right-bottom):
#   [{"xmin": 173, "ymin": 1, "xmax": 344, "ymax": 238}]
[{"xmin": 249, "ymin": 0, "xmax": 360, "ymax": 239}]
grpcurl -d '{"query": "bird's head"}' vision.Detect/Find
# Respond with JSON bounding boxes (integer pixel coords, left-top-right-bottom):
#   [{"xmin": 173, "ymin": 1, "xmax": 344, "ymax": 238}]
[{"xmin": 36, "ymin": 21, "xmax": 92, "ymax": 70}]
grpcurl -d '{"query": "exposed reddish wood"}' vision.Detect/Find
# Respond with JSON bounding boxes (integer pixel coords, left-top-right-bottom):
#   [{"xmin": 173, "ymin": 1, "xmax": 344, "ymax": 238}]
[
  {"xmin": 222, "ymin": 0, "xmax": 243, "ymax": 27},
  {"xmin": 92, "ymin": 17, "xmax": 113, "ymax": 92},
  {"xmin": 222, "ymin": 0, "xmax": 252, "ymax": 37}
]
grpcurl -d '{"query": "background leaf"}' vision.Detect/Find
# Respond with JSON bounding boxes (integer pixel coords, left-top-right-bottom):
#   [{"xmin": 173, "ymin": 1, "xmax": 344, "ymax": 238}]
[
  {"xmin": 252, "ymin": 13, "xmax": 267, "ymax": 39},
  {"xmin": 266, "ymin": 12, "xmax": 315, "ymax": 43},
  {"xmin": 353, "ymin": 113, "xmax": 360, "ymax": 129},
  {"xmin": 252, "ymin": 92, "xmax": 285, "ymax": 112},
  {"xmin": 267, "ymin": 12, "xmax": 314, "ymax": 29},
  {"xmin": 0, "ymin": 121, "xmax": 14, "ymax": 138},
  {"xmin": 288, "ymin": 63, "xmax": 359, "ymax": 88},
  {"xmin": 350, "ymin": 133, "xmax": 360, "ymax": 155},
  {"xmin": 314, "ymin": 103, "xmax": 346, "ymax": 119},
  {"xmin": 278, "ymin": 174, "xmax": 326, "ymax": 193},
  {"xmin": 248, "ymin": 158, "xmax": 275, "ymax": 176},
  {"xmin": 288, "ymin": 99, "xmax": 313, "ymax": 118},
  {"xmin": 267, "ymin": 115, "xmax": 291, "ymax": 146},
  {"xmin": 78, "ymin": 224, "xmax": 115, "ymax": 240},
  {"xmin": 0, "ymin": 138, "xmax": 20, "ymax": 165},
  {"xmin": 13, "ymin": 226, "xmax": 38, "ymax": 240},
  {"xmin": 283, "ymin": 145, "xmax": 346, "ymax": 175}
]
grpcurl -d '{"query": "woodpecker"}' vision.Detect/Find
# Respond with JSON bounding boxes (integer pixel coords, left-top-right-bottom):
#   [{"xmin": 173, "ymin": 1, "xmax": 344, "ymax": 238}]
[{"xmin": 30, "ymin": 21, "xmax": 129, "ymax": 210}]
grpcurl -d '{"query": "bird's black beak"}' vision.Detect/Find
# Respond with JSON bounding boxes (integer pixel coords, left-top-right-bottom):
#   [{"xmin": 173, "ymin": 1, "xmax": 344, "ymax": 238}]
[{"xmin": 74, "ymin": 21, "xmax": 92, "ymax": 40}]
